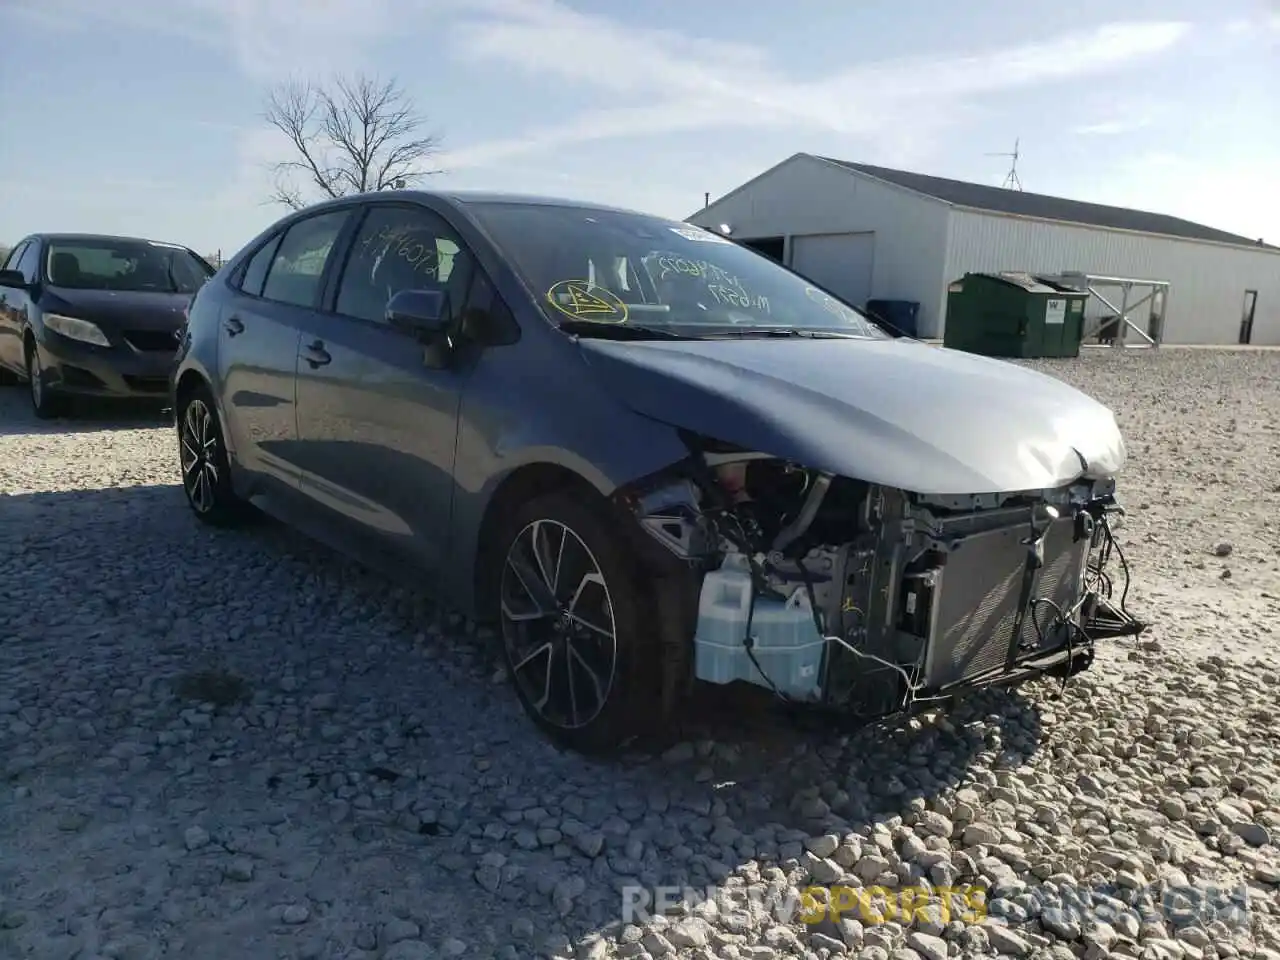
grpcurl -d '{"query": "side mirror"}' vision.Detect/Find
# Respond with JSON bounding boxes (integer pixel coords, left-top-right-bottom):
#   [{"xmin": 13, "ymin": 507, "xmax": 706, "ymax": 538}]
[
  {"xmin": 0, "ymin": 269, "xmax": 27, "ymax": 290},
  {"xmin": 386, "ymin": 289, "xmax": 450, "ymax": 342}
]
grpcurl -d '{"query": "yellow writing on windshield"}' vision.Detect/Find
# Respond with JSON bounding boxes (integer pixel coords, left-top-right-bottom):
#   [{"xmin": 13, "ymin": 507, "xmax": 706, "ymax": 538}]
[{"xmin": 545, "ymin": 280, "xmax": 630, "ymax": 324}]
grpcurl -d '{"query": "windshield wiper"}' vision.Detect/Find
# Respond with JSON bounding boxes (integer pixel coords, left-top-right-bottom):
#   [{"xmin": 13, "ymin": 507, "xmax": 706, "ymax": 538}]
[
  {"xmin": 703, "ymin": 327, "xmax": 863, "ymax": 339},
  {"xmin": 558, "ymin": 319, "xmax": 698, "ymax": 341}
]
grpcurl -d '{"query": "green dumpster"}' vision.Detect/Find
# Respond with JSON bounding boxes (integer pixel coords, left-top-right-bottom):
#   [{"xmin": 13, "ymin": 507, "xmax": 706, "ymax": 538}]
[
  {"xmin": 1032, "ymin": 276, "xmax": 1089, "ymax": 357},
  {"xmin": 942, "ymin": 272, "xmax": 1090, "ymax": 358}
]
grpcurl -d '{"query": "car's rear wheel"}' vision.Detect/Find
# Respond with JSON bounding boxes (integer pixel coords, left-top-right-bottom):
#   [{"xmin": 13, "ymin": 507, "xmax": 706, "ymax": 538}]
[
  {"xmin": 25, "ymin": 339, "xmax": 67, "ymax": 419},
  {"xmin": 496, "ymin": 491, "xmax": 665, "ymax": 753},
  {"xmin": 177, "ymin": 384, "xmax": 253, "ymax": 527}
]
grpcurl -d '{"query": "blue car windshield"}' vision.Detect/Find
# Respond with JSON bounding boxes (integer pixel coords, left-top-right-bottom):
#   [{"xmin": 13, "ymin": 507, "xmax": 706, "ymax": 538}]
[{"xmin": 467, "ymin": 201, "xmax": 889, "ymax": 338}]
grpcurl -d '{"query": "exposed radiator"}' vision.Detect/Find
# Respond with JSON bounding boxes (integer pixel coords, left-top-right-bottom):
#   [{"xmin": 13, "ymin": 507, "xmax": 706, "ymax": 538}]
[{"xmin": 924, "ymin": 516, "xmax": 1090, "ymax": 688}]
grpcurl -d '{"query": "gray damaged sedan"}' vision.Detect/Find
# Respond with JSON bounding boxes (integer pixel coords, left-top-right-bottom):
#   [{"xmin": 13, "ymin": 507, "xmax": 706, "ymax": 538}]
[{"xmin": 171, "ymin": 191, "xmax": 1145, "ymax": 752}]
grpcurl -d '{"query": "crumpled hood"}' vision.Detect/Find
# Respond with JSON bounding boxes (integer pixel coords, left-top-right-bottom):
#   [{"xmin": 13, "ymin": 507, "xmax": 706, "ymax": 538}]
[{"xmin": 578, "ymin": 336, "xmax": 1125, "ymax": 495}]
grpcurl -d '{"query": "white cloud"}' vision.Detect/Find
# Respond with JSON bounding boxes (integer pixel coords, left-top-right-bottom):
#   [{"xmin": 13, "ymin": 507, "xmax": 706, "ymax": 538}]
[
  {"xmin": 3, "ymin": 0, "xmax": 1215, "ymax": 243},
  {"xmin": 0, "ymin": 0, "xmax": 460, "ymax": 83},
  {"xmin": 1089, "ymin": 152, "xmax": 1280, "ymax": 243},
  {"xmin": 210, "ymin": 124, "xmax": 296, "ymax": 207},
  {"xmin": 0, "ymin": 0, "xmax": 222, "ymax": 49},
  {"xmin": 1222, "ymin": 9, "xmax": 1280, "ymax": 41},
  {"xmin": 6, "ymin": 0, "xmax": 1195, "ymax": 171},
  {"xmin": 213, "ymin": 0, "xmax": 408, "ymax": 81},
  {"xmin": 1073, "ymin": 118, "xmax": 1155, "ymax": 137},
  {"xmin": 436, "ymin": 102, "xmax": 744, "ymax": 171},
  {"xmin": 440, "ymin": 4, "xmax": 1192, "ymax": 170}
]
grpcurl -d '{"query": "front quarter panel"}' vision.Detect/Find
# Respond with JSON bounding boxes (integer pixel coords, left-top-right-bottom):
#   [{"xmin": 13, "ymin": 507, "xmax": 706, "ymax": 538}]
[
  {"xmin": 446, "ymin": 312, "xmax": 691, "ymax": 614},
  {"xmin": 171, "ymin": 280, "xmax": 226, "ymax": 436}
]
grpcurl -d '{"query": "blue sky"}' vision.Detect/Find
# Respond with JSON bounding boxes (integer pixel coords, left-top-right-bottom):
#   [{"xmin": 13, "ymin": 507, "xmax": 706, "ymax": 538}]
[{"xmin": 1, "ymin": 0, "xmax": 1277, "ymax": 258}]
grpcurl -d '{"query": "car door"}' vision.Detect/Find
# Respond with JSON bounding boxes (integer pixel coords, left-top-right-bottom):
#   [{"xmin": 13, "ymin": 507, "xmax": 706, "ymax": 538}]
[
  {"xmin": 0, "ymin": 240, "xmax": 34, "ymax": 374},
  {"xmin": 291, "ymin": 201, "xmax": 480, "ymax": 574},
  {"xmin": 216, "ymin": 208, "xmax": 353, "ymax": 495}
]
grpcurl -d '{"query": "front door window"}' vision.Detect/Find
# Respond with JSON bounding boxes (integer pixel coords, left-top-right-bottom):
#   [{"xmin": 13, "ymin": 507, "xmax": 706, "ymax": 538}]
[{"xmin": 334, "ymin": 205, "xmax": 475, "ymax": 327}]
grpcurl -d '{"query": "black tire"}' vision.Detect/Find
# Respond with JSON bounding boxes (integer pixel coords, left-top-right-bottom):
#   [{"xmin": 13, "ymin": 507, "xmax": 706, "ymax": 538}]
[
  {"xmin": 25, "ymin": 339, "xmax": 68, "ymax": 419},
  {"xmin": 176, "ymin": 383, "xmax": 254, "ymax": 527},
  {"xmin": 495, "ymin": 490, "xmax": 669, "ymax": 754}
]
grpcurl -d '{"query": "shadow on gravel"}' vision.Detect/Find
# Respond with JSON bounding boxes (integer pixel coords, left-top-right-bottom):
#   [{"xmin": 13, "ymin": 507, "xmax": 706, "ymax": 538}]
[
  {"xmin": 0, "ymin": 386, "xmax": 171, "ymax": 437},
  {"xmin": 1, "ymin": 481, "xmax": 1048, "ymax": 957}
]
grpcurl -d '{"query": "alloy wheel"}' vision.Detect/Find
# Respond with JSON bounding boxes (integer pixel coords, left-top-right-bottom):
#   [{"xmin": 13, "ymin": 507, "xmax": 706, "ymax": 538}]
[
  {"xmin": 179, "ymin": 398, "xmax": 220, "ymax": 514},
  {"xmin": 499, "ymin": 519, "xmax": 619, "ymax": 731},
  {"xmin": 28, "ymin": 347, "xmax": 42, "ymax": 408}
]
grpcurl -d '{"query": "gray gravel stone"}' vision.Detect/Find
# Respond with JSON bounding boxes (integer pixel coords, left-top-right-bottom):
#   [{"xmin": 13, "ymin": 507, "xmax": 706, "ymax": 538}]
[
  {"xmin": 382, "ymin": 942, "xmax": 435, "ymax": 960},
  {"xmin": 0, "ymin": 351, "xmax": 1278, "ymax": 960}
]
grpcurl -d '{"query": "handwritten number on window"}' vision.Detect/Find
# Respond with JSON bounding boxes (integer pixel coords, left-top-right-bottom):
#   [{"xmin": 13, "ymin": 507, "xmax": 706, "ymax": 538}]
[
  {"xmin": 644, "ymin": 253, "xmax": 770, "ymax": 314},
  {"xmin": 359, "ymin": 223, "xmax": 441, "ymax": 280}
]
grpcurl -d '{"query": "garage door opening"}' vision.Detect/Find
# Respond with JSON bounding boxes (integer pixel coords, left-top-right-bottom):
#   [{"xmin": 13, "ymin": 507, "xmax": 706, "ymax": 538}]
[
  {"xmin": 739, "ymin": 236, "xmax": 785, "ymax": 262},
  {"xmin": 788, "ymin": 232, "xmax": 876, "ymax": 308},
  {"xmin": 1240, "ymin": 290, "xmax": 1257, "ymax": 345}
]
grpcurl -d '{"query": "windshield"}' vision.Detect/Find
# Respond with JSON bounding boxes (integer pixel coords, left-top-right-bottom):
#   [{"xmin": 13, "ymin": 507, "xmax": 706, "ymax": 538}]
[
  {"xmin": 44, "ymin": 238, "xmax": 214, "ymax": 293},
  {"xmin": 468, "ymin": 202, "xmax": 889, "ymax": 339}
]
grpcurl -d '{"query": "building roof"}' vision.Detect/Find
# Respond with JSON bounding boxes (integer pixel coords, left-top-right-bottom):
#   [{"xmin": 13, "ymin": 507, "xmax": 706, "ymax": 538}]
[{"xmin": 817, "ymin": 156, "xmax": 1273, "ymax": 250}]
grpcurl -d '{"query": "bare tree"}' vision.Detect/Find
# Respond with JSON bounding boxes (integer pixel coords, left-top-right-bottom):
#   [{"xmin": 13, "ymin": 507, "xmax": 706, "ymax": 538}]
[{"xmin": 262, "ymin": 74, "xmax": 443, "ymax": 209}]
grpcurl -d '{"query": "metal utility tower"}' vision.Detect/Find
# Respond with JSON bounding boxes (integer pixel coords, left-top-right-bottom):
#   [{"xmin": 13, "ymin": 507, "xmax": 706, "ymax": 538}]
[{"xmin": 987, "ymin": 138, "xmax": 1023, "ymax": 191}]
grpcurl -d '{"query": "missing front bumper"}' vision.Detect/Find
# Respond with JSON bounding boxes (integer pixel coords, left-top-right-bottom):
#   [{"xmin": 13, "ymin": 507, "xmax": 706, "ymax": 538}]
[
  {"xmin": 920, "ymin": 513, "xmax": 1093, "ymax": 690},
  {"xmin": 627, "ymin": 450, "xmax": 1143, "ymax": 726},
  {"xmin": 931, "ymin": 589, "xmax": 1144, "ymax": 699},
  {"xmin": 690, "ymin": 491, "xmax": 1142, "ymax": 724},
  {"xmin": 1080, "ymin": 591, "xmax": 1146, "ymax": 641}
]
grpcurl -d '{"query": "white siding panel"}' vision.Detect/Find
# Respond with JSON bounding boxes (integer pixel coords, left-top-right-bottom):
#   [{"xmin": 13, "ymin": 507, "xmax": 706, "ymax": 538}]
[
  {"xmin": 689, "ymin": 156, "xmax": 952, "ymax": 336},
  {"xmin": 789, "ymin": 232, "xmax": 876, "ymax": 306},
  {"xmin": 944, "ymin": 211, "xmax": 1280, "ymax": 345}
]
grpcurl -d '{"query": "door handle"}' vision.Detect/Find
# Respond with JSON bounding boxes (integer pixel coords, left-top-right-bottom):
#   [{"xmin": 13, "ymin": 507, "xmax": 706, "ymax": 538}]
[
  {"xmin": 224, "ymin": 317, "xmax": 245, "ymax": 336},
  {"xmin": 302, "ymin": 340, "xmax": 331, "ymax": 368}
]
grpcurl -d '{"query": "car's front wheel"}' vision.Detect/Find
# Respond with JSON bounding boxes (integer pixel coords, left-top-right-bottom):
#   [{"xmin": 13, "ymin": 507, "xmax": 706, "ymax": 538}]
[
  {"xmin": 25, "ymin": 339, "xmax": 67, "ymax": 419},
  {"xmin": 176, "ymin": 384, "xmax": 253, "ymax": 526},
  {"xmin": 496, "ymin": 491, "xmax": 666, "ymax": 753}
]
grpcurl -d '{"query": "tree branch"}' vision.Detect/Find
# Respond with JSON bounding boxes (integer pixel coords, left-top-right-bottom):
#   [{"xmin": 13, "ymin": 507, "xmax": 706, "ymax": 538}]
[{"xmin": 260, "ymin": 73, "xmax": 444, "ymax": 208}]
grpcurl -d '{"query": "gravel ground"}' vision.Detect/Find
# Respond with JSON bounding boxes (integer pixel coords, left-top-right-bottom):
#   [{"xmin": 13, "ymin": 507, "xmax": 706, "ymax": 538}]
[{"xmin": 1, "ymin": 347, "xmax": 1277, "ymax": 960}]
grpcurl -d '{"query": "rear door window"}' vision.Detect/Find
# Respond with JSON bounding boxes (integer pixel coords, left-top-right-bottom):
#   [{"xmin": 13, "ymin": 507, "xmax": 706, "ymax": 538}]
[
  {"xmin": 239, "ymin": 235, "xmax": 282, "ymax": 298},
  {"xmin": 261, "ymin": 211, "xmax": 350, "ymax": 309}
]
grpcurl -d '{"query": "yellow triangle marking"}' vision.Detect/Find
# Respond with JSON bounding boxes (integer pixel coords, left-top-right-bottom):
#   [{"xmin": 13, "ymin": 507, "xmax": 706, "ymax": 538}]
[{"xmin": 565, "ymin": 282, "xmax": 618, "ymax": 315}]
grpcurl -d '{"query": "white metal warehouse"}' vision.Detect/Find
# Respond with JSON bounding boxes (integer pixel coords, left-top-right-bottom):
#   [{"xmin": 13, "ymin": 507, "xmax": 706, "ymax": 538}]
[{"xmin": 687, "ymin": 153, "xmax": 1279, "ymax": 346}]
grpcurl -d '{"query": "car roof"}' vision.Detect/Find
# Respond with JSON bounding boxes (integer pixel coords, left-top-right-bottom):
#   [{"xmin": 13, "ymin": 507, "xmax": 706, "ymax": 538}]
[
  {"xmin": 443, "ymin": 189, "xmax": 651, "ymax": 217},
  {"xmin": 35, "ymin": 232, "xmax": 193, "ymax": 248},
  {"xmin": 293, "ymin": 189, "xmax": 661, "ymax": 220}
]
